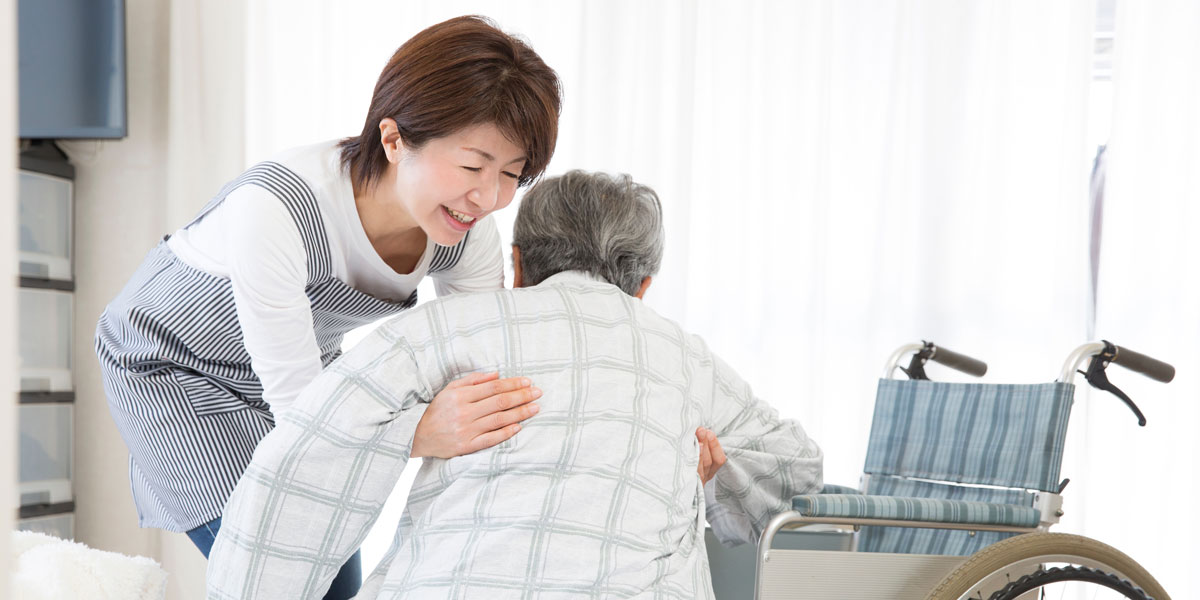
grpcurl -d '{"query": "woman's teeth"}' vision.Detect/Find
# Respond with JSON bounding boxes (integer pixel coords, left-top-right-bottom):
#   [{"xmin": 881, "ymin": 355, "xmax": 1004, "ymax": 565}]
[{"xmin": 446, "ymin": 207, "xmax": 476, "ymax": 224}]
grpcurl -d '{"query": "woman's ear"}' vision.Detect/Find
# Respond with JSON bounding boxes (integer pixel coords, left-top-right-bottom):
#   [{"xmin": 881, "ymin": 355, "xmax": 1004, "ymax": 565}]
[
  {"xmin": 511, "ymin": 246, "xmax": 524, "ymax": 288},
  {"xmin": 378, "ymin": 118, "xmax": 405, "ymax": 164}
]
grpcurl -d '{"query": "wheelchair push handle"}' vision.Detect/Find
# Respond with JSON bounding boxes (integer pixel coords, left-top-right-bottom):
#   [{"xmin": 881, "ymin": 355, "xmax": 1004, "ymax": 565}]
[
  {"xmin": 1108, "ymin": 343, "xmax": 1175, "ymax": 383},
  {"xmin": 928, "ymin": 344, "xmax": 989, "ymax": 378},
  {"xmin": 1060, "ymin": 340, "xmax": 1174, "ymax": 427},
  {"xmin": 1059, "ymin": 341, "xmax": 1175, "ymax": 384},
  {"xmin": 885, "ymin": 341, "xmax": 988, "ymax": 380}
]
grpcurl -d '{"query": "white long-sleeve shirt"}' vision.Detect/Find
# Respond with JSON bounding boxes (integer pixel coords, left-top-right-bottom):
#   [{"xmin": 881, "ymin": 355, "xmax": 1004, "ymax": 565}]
[
  {"xmin": 167, "ymin": 141, "xmax": 504, "ymax": 412},
  {"xmin": 207, "ymin": 271, "xmax": 824, "ymax": 599}
]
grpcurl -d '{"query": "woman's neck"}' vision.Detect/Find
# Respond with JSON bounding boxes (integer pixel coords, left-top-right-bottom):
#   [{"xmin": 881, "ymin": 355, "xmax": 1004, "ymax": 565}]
[{"xmin": 354, "ymin": 179, "xmax": 427, "ymax": 275}]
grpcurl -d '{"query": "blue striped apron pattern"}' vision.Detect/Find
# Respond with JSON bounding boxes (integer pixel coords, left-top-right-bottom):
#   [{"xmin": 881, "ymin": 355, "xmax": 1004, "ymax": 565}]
[{"xmin": 95, "ymin": 162, "xmax": 468, "ymax": 532}]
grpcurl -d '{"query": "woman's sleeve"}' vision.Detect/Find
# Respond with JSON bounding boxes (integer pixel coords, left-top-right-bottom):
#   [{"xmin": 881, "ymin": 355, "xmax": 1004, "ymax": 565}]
[
  {"xmin": 432, "ymin": 214, "xmax": 505, "ymax": 297},
  {"xmin": 225, "ymin": 186, "xmax": 324, "ymax": 414},
  {"xmin": 700, "ymin": 349, "xmax": 824, "ymax": 547},
  {"xmin": 207, "ymin": 329, "xmax": 432, "ymax": 600}
]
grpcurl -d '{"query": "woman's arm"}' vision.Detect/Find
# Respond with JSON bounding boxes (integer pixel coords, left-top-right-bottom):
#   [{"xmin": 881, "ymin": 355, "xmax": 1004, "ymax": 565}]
[
  {"xmin": 225, "ymin": 187, "xmax": 325, "ymax": 414},
  {"xmin": 208, "ymin": 331, "xmax": 429, "ymax": 600},
  {"xmin": 227, "ymin": 192, "xmax": 536, "ymax": 453}
]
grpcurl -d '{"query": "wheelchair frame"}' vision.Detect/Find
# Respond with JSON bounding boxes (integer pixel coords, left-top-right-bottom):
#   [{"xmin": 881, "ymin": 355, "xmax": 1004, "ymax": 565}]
[{"xmin": 752, "ymin": 341, "xmax": 1174, "ymax": 600}]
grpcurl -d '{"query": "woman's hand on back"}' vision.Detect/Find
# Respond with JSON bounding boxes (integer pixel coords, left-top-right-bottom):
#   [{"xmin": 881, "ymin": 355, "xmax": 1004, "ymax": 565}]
[{"xmin": 412, "ymin": 371, "xmax": 541, "ymax": 459}]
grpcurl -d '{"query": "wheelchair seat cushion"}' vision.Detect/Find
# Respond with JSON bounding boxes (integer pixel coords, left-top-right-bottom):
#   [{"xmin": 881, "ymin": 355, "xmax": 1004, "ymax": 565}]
[{"xmin": 792, "ymin": 493, "xmax": 1041, "ymax": 528}]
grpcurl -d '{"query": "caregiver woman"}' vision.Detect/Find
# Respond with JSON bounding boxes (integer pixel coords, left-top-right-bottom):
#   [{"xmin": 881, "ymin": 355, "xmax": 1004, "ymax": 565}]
[{"xmin": 95, "ymin": 15, "xmax": 560, "ymax": 599}]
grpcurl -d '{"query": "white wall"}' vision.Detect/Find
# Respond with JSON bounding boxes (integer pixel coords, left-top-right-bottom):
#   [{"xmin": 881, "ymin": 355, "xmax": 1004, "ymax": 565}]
[
  {"xmin": 66, "ymin": 0, "xmax": 206, "ymax": 597},
  {"xmin": 2, "ymin": 0, "xmax": 18, "ymax": 595},
  {"xmin": 71, "ymin": 0, "xmax": 167, "ymax": 562}
]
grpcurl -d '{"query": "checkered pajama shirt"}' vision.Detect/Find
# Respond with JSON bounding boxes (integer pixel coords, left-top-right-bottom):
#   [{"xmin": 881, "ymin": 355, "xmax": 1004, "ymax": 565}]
[{"xmin": 207, "ymin": 271, "xmax": 823, "ymax": 599}]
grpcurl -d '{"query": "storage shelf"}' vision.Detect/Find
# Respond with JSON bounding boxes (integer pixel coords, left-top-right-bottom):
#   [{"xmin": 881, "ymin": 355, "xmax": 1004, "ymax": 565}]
[
  {"xmin": 19, "ymin": 276, "xmax": 74, "ymax": 291},
  {"xmin": 16, "ymin": 142, "xmax": 77, "ymax": 542},
  {"xmin": 18, "ymin": 391, "xmax": 75, "ymax": 404},
  {"xmin": 18, "ymin": 500, "xmax": 75, "ymax": 520}
]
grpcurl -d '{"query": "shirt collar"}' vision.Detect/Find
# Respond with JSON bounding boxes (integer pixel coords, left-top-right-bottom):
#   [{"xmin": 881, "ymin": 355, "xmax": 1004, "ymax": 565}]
[{"xmin": 535, "ymin": 270, "xmax": 614, "ymax": 288}]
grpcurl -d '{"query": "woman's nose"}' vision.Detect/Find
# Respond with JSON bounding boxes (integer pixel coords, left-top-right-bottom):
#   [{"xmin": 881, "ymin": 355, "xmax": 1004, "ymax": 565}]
[{"xmin": 467, "ymin": 177, "xmax": 501, "ymax": 212}]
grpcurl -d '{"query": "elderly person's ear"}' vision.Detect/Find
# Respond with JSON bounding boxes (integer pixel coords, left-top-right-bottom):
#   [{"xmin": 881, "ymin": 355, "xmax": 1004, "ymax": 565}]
[
  {"xmin": 634, "ymin": 277, "xmax": 651, "ymax": 299},
  {"xmin": 512, "ymin": 246, "xmax": 524, "ymax": 288}
]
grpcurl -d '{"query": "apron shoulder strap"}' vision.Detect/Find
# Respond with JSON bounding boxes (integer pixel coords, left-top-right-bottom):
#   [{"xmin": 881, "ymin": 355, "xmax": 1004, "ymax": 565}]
[
  {"xmin": 184, "ymin": 162, "xmax": 333, "ymax": 285},
  {"xmin": 427, "ymin": 229, "xmax": 471, "ymax": 274}
]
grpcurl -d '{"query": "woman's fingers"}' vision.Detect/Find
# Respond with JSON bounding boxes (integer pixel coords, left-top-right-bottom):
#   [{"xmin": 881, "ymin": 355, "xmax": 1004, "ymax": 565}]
[
  {"xmin": 460, "ymin": 388, "xmax": 541, "ymax": 454},
  {"xmin": 477, "ymin": 396, "xmax": 541, "ymax": 434},
  {"xmin": 412, "ymin": 372, "xmax": 530, "ymax": 459},
  {"xmin": 459, "ymin": 375, "xmax": 533, "ymax": 404},
  {"xmin": 465, "ymin": 422, "xmax": 523, "ymax": 455},
  {"xmin": 469, "ymin": 385, "xmax": 542, "ymax": 421},
  {"xmin": 412, "ymin": 372, "xmax": 541, "ymax": 459},
  {"xmin": 444, "ymin": 371, "xmax": 500, "ymax": 390}
]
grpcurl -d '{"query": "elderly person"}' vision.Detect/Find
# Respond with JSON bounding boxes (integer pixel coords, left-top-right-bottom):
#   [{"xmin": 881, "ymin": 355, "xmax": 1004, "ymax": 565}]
[{"xmin": 207, "ymin": 171, "xmax": 823, "ymax": 599}]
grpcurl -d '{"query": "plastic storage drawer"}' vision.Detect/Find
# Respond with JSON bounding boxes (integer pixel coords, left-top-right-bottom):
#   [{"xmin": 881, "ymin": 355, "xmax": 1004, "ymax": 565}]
[
  {"xmin": 18, "ymin": 287, "xmax": 73, "ymax": 392},
  {"xmin": 17, "ymin": 512, "xmax": 75, "ymax": 541},
  {"xmin": 18, "ymin": 403, "xmax": 73, "ymax": 507},
  {"xmin": 18, "ymin": 170, "xmax": 73, "ymax": 282}
]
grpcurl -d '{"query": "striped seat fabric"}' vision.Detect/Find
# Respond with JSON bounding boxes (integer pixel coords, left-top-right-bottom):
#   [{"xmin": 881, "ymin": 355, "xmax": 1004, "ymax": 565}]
[
  {"xmin": 865, "ymin": 379, "xmax": 1074, "ymax": 492},
  {"xmin": 800, "ymin": 379, "xmax": 1075, "ymax": 556},
  {"xmin": 855, "ymin": 474, "xmax": 1038, "ymax": 555},
  {"xmin": 793, "ymin": 494, "xmax": 1040, "ymax": 528}
]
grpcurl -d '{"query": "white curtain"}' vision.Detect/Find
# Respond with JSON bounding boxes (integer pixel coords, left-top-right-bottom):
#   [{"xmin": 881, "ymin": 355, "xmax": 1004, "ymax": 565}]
[
  {"xmin": 1077, "ymin": 0, "xmax": 1200, "ymax": 595},
  {"xmin": 165, "ymin": 0, "xmax": 248, "ymax": 229},
  {"xmin": 245, "ymin": 1, "xmax": 1200, "ymax": 592}
]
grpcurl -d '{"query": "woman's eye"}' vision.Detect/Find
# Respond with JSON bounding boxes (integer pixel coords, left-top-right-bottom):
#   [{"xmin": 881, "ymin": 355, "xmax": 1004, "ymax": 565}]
[
  {"xmin": 462, "ymin": 166, "xmax": 482, "ymax": 173},
  {"xmin": 502, "ymin": 171, "xmax": 520, "ymax": 180}
]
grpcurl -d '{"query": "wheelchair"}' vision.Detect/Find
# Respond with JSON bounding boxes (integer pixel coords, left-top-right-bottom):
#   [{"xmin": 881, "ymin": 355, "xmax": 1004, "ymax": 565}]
[{"xmin": 753, "ymin": 340, "xmax": 1175, "ymax": 599}]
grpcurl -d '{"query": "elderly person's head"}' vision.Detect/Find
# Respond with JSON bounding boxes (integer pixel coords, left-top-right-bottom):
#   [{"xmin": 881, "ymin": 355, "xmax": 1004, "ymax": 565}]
[{"xmin": 512, "ymin": 170, "xmax": 664, "ymax": 298}]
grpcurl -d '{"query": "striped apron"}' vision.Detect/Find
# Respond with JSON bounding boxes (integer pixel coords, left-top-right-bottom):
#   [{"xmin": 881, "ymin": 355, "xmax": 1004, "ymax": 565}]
[{"xmin": 95, "ymin": 162, "xmax": 468, "ymax": 532}]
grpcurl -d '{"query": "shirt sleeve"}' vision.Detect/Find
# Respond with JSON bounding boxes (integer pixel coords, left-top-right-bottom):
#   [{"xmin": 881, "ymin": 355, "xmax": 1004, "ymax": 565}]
[
  {"xmin": 701, "ymin": 349, "xmax": 824, "ymax": 547},
  {"xmin": 224, "ymin": 186, "xmax": 324, "ymax": 415},
  {"xmin": 432, "ymin": 214, "xmax": 505, "ymax": 297},
  {"xmin": 206, "ymin": 329, "xmax": 433, "ymax": 600}
]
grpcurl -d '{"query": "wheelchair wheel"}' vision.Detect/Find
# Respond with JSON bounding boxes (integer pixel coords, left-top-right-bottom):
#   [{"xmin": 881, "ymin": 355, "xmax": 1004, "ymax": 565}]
[{"xmin": 926, "ymin": 532, "xmax": 1170, "ymax": 600}]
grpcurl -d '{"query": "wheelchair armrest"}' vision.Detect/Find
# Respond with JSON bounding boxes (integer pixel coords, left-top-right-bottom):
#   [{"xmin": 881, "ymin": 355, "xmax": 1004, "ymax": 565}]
[{"xmin": 791, "ymin": 494, "xmax": 1041, "ymax": 529}]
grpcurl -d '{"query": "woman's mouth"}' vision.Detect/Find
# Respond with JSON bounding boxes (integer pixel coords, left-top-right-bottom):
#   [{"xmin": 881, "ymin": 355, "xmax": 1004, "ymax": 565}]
[{"xmin": 442, "ymin": 206, "xmax": 478, "ymax": 231}]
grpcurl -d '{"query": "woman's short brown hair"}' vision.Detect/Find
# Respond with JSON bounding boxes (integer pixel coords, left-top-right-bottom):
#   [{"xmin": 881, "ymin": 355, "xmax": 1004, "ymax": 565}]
[{"xmin": 339, "ymin": 15, "xmax": 562, "ymax": 192}]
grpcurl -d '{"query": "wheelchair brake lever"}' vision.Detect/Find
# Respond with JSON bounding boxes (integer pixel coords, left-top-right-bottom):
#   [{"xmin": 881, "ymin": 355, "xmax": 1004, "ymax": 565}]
[
  {"xmin": 1079, "ymin": 354, "xmax": 1148, "ymax": 426},
  {"xmin": 900, "ymin": 343, "xmax": 933, "ymax": 381}
]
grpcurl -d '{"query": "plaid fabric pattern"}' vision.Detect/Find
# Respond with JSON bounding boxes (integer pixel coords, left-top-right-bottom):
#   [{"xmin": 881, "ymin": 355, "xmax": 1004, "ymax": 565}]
[
  {"xmin": 864, "ymin": 379, "xmax": 1074, "ymax": 492},
  {"xmin": 207, "ymin": 271, "xmax": 823, "ymax": 599}
]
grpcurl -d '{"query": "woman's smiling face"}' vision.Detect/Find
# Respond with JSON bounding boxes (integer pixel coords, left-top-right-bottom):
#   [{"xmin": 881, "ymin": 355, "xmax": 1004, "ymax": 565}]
[{"xmin": 388, "ymin": 122, "xmax": 528, "ymax": 246}]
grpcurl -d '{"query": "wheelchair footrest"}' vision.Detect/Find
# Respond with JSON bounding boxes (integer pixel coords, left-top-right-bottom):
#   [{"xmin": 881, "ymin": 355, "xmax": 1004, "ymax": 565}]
[{"xmin": 792, "ymin": 494, "xmax": 1041, "ymax": 528}]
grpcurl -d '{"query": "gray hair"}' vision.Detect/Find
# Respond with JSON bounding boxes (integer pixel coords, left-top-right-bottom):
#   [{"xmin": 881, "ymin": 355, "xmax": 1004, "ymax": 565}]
[{"xmin": 512, "ymin": 170, "xmax": 664, "ymax": 295}]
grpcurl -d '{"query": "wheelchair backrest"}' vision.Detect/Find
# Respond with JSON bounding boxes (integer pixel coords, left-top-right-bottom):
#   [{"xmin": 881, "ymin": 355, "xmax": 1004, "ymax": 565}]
[
  {"xmin": 858, "ymin": 379, "xmax": 1075, "ymax": 555},
  {"xmin": 865, "ymin": 379, "xmax": 1074, "ymax": 492}
]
